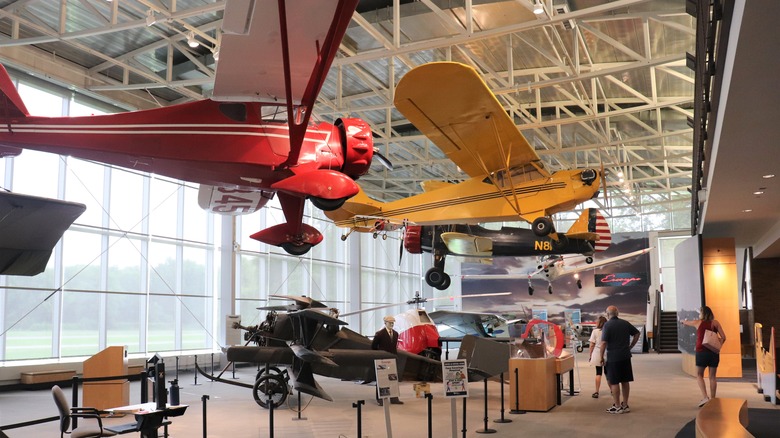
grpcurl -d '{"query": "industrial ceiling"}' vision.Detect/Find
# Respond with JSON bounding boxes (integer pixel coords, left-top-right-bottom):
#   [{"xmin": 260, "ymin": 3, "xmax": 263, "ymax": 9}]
[{"xmin": 0, "ymin": 0, "xmax": 696, "ymax": 233}]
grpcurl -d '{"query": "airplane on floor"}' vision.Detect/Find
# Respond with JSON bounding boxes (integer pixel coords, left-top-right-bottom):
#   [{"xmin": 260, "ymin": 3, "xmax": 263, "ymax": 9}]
[
  {"xmin": 203, "ymin": 294, "xmax": 512, "ymax": 407},
  {"xmin": 462, "ymin": 246, "xmax": 653, "ymax": 295},
  {"xmin": 403, "ymin": 208, "xmax": 612, "ymax": 290},
  {"xmin": 0, "ymin": 0, "xmax": 378, "ymax": 256},
  {"xmin": 326, "ymin": 61, "xmax": 603, "ymax": 249}
]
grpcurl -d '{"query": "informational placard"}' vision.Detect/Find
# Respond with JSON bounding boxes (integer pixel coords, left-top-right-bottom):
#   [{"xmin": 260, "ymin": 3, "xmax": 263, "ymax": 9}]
[
  {"xmin": 226, "ymin": 315, "xmax": 241, "ymax": 345},
  {"xmin": 374, "ymin": 358, "xmax": 400, "ymax": 399},
  {"xmin": 442, "ymin": 359, "xmax": 469, "ymax": 398}
]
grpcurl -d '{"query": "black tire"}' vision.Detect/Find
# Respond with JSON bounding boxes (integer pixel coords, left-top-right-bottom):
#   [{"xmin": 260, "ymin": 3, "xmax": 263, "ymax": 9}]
[
  {"xmin": 310, "ymin": 196, "xmax": 347, "ymax": 211},
  {"xmin": 435, "ymin": 273, "xmax": 451, "ymax": 290},
  {"xmin": 586, "ymin": 256, "xmax": 593, "ymax": 264},
  {"xmin": 576, "ymin": 279, "xmax": 583, "ymax": 289},
  {"xmin": 281, "ymin": 242, "xmax": 312, "ymax": 256},
  {"xmin": 532, "ymin": 217, "xmax": 554, "ymax": 236},
  {"xmin": 576, "ymin": 345, "xmax": 584, "ymax": 353},
  {"xmin": 528, "ymin": 286, "xmax": 534, "ymax": 295},
  {"xmin": 425, "ymin": 268, "xmax": 446, "ymax": 288},
  {"xmin": 252, "ymin": 374, "xmax": 288, "ymax": 409},
  {"xmin": 255, "ymin": 366, "xmax": 283, "ymax": 382},
  {"xmin": 548, "ymin": 285, "xmax": 553, "ymax": 294}
]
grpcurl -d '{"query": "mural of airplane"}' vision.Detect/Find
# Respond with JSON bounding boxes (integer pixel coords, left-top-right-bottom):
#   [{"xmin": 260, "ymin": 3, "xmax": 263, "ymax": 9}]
[
  {"xmin": 403, "ymin": 208, "xmax": 612, "ymax": 290},
  {"xmin": 326, "ymin": 62, "xmax": 602, "ymax": 245},
  {"xmin": 463, "ymin": 246, "xmax": 653, "ymax": 295},
  {"xmin": 0, "ymin": 0, "xmax": 375, "ymax": 256}
]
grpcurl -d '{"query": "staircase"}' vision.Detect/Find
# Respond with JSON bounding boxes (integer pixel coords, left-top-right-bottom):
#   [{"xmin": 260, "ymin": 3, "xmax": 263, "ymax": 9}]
[{"xmin": 657, "ymin": 311, "xmax": 680, "ymax": 353}]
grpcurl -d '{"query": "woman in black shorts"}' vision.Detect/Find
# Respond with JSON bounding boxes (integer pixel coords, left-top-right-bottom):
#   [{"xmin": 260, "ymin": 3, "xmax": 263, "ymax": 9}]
[{"xmin": 681, "ymin": 306, "xmax": 726, "ymax": 407}]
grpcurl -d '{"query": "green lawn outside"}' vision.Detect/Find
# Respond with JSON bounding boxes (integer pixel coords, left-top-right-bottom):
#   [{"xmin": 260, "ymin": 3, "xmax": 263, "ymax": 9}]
[{"xmin": 2, "ymin": 330, "xmax": 213, "ymax": 360}]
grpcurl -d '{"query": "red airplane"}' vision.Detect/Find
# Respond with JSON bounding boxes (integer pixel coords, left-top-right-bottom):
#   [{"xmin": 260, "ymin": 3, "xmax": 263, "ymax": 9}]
[{"xmin": 0, "ymin": 0, "xmax": 374, "ymax": 256}]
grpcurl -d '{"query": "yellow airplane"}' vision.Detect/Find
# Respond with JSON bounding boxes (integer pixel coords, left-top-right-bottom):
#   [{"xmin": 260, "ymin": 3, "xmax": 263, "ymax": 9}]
[{"xmin": 325, "ymin": 62, "xmax": 601, "ymax": 239}]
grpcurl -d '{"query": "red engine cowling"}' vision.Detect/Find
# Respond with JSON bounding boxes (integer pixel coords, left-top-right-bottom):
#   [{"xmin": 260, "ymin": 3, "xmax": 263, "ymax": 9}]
[
  {"xmin": 335, "ymin": 118, "xmax": 373, "ymax": 179},
  {"xmin": 403, "ymin": 225, "xmax": 423, "ymax": 254}
]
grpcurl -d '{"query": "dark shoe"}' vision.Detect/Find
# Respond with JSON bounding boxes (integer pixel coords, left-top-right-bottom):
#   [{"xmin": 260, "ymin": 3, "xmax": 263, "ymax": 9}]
[
  {"xmin": 377, "ymin": 399, "xmax": 383, "ymax": 406},
  {"xmin": 621, "ymin": 404, "xmax": 630, "ymax": 413},
  {"xmin": 390, "ymin": 398, "xmax": 404, "ymax": 405},
  {"xmin": 592, "ymin": 392, "xmax": 599, "ymax": 398}
]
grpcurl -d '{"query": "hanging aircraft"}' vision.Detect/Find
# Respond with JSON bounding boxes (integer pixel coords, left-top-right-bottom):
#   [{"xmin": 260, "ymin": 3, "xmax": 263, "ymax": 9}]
[
  {"xmin": 403, "ymin": 208, "xmax": 612, "ymax": 290},
  {"xmin": 326, "ymin": 62, "xmax": 603, "ymax": 245},
  {"xmin": 462, "ymin": 246, "xmax": 653, "ymax": 295},
  {"xmin": 0, "ymin": 0, "xmax": 380, "ymax": 256},
  {"xmin": 0, "ymin": 191, "xmax": 86, "ymax": 276}
]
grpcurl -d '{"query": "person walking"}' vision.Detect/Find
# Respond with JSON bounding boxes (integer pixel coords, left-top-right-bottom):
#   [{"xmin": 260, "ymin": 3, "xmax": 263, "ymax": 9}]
[
  {"xmin": 588, "ymin": 316, "xmax": 608, "ymax": 398},
  {"xmin": 598, "ymin": 306, "xmax": 640, "ymax": 414},
  {"xmin": 681, "ymin": 306, "xmax": 726, "ymax": 407},
  {"xmin": 372, "ymin": 315, "xmax": 404, "ymax": 405}
]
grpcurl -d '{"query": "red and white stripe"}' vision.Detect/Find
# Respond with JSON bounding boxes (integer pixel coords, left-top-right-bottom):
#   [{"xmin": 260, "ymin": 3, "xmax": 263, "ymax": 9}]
[{"xmin": 593, "ymin": 210, "xmax": 611, "ymax": 252}]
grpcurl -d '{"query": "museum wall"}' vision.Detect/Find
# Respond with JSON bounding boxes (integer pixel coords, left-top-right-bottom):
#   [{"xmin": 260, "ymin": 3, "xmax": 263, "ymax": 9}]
[{"xmin": 751, "ymin": 257, "xmax": 780, "ymax": 348}]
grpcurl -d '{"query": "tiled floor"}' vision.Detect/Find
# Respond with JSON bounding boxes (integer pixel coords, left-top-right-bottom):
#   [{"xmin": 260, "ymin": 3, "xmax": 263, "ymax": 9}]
[{"xmin": 1, "ymin": 353, "xmax": 777, "ymax": 437}]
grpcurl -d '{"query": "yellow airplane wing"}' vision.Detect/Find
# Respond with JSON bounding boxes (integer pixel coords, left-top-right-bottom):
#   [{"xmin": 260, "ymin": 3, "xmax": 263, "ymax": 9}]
[{"xmin": 394, "ymin": 62, "xmax": 548, "ymax": 178}]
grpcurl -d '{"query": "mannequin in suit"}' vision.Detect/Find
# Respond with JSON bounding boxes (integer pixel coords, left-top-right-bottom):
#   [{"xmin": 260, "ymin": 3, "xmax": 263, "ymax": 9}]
[{"xmin": 371, "ymin": 315, "xmax": 403, "ymax": 405}]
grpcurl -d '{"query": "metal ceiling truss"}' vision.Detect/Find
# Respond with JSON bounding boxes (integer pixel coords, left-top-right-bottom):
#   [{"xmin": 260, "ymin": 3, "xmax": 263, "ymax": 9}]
[{"xmin": 0, "ymin": 0, "xmax": 694, "ymax": 226}]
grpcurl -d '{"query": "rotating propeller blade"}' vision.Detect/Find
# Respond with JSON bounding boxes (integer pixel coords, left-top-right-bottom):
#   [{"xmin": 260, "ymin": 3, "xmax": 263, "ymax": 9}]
[{"xmin": 373, "ymin": 150, "xmax": 393, "ymax": 171}]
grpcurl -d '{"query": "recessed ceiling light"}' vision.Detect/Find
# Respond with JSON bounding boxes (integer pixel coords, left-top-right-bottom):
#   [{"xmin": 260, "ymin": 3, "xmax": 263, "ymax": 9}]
[
  {"xmin": 754, "ymin": 191, "xmax": 764, "ymax": 195},
  {"xmin": 742, "ymin": 209, "xmax": 752, "ymax": 213},
  {"xmin": 762, "ymin": 174, "xmax": 775, "ymax": 179}
]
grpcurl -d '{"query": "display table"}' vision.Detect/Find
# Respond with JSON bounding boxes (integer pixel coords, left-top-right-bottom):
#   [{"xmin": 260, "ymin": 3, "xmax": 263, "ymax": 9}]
[
  {"xmin": 508, "ymin": 357, "xmax": 557, "ymax": 412},
  {"xmin": 105, "ymin": 402, "xmax": 187, "ymax": 438},
  {"xmin": 555, "ymin": 355, "xmax": 575, "ymax": 405}
]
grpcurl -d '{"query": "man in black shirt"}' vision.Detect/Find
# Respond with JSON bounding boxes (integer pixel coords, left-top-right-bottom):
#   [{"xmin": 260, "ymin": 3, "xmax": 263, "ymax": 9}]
[{"xmin": 598, "ymin": 305, "xmax": 640, "ymax": 414}]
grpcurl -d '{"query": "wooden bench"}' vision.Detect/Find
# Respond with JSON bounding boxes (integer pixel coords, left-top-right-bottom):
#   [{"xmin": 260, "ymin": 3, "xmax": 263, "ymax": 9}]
[
  {"xmin": 20, "ymin": 370, "xmax": 76, "ymax": 384},
  {"xmin": 695, "ymin": 398, "xmax": 754, "ymax": 438}
]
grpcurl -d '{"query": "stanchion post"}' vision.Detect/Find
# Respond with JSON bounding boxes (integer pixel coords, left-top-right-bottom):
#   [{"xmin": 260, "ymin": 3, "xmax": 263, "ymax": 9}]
[
  {"xmin": 425, "ymin": 393, "xmax": 433, "ymax": 438},
  {"xmin": 476, "ymin": 378, "xmax": 496, "ymax": 433},
  {"xmin": 193, "ymin": 355, "xmax": 200, "ymax": 386},
  {"xmin": 268, "ymin": 394, "xmax": 275, "ymax": 438},
  {"xmin": 210, "ymin": 352, "xmax": 214, "ymax": 373},
  {"xmin": 494, "ymin": 372, "xmax": 512, "ymax": 423},
  {"xmin": 510, "ymin": 367, "xmax": 525, "ymax": 414},
  {"xmin": 201, "ymin": 394, "xmax": 209, "ymax": 438},
  {"xmin": 461, "ymin": 398, "xmax": 467, "ymax": 438},
  {"xmin": 71, "ymin": 376, "xmax": 79, "ymax": 429},
  {"xmin": 175, "ymin": 356, "xmax": 180, "ymax": 380},
  {"xmin": 352, "ymin": 400, "xmax": 365, "ymax": 438},
  {"xmin": 292, "ymin": 390, "xmax": 307, "ymax": 421}
]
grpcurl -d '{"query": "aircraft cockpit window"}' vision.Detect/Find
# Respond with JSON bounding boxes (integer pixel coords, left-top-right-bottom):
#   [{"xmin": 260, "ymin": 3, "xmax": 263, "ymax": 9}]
[
  {"xmin": 418, "ymin": 310, "xmax": 432, "ymax": 324},
  {"xmin": 219, "ymin": 103, "xmax": 247, "ymax": 122}
]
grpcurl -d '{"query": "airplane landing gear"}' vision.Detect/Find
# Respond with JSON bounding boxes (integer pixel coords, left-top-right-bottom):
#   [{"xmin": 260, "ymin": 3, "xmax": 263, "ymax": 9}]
[
  {"xmin": 548, "ymin": 284, "xmax": 553, "ymax": 294},
  {"xmin": 252, "ymin": 373, "xmax": 289, "ymax": 409},
  {"xmin": 576, "ymin": 279, "xmax": 582, "ymax": 289},
  {"xmin": 528, "ymin": 286, "xmax": 534, "ymax": 295},
  {"xmin": 425, "ymin": 267, "xmax": 451, "ymax": 290},
  {"xmin": 532, "ymin": 217, "xmax": 554, "ymax": 236},
  {"xmin": 585, "ymin": 256, "xmax": 593, "ymax": 264}
]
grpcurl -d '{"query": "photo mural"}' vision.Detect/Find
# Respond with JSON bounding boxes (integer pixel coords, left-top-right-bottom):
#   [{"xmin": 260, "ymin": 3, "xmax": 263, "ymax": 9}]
[{"xmin": 461, "ymin": 232, "xmax": 651, "ymax": 327}]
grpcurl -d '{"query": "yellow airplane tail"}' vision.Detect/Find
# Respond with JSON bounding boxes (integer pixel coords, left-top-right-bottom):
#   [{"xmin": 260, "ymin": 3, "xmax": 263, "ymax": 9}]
[{"xmin": 565, "ymin": 208, "xmax": 611, "ymax": 251}]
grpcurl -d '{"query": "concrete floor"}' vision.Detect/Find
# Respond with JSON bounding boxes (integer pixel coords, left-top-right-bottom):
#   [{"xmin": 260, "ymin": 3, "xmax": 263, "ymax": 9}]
[{"xmin": 1, "ymin": 352, "xmax": 777, "ymax": 438}]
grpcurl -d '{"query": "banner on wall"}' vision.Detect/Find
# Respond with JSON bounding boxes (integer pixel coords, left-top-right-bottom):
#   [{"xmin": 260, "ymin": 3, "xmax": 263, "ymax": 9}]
[{"xmin": 595, "ymin": 272, "xmax": 648, "ymax": 287}]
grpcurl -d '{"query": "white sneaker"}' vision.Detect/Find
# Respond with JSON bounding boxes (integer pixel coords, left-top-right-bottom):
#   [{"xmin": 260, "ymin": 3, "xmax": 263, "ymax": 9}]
[
  {"xmin": 606, "ymin": 404, "xmax": 624, "ymax": 414},
  {"xmin": 698, "ymin": 398, "xmax": 710, "ymax": 407}
]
